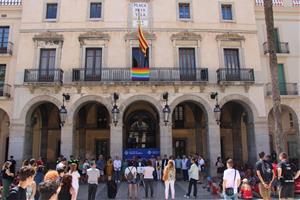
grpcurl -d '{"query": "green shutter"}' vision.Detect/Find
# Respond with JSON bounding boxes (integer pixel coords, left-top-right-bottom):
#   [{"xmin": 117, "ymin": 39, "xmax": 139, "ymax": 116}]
[{"xmin": 277, "ymin": 64, "xmax": 287, "ymax": 95}]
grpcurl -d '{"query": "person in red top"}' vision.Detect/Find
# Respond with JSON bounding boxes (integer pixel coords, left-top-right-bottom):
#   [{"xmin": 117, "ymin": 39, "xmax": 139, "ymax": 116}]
[{"xmin": 240, "ymin": 178, "xmax": 253, "ymax": 199}]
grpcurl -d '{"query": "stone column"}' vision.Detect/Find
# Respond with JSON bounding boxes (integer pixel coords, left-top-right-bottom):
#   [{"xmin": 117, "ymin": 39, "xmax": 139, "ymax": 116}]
[
  {"xmin": 207, "ymin": 122, "xmax": 221, "ymax": 177},
  {"xmin": 110, "ymin": 123, "xmax": 123, "ymax": 159},
  {"xmin": 254, "ymin": 120, "xmax": 270, "ymax": 160},
  {"xmin": 60, "ymin": 123, "xmax": 73, "ymax": 159},
  {"xmin": 160, "ymin": 122, "xmax": 172, "ymax": 157},
  {"xmin": 8, "ymin": 123, "xmax": 26, "ymax": 167}
]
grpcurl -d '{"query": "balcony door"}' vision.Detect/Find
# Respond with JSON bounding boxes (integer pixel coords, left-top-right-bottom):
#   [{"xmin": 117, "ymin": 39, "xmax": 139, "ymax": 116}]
[
  {"xmin": 0, "ymin": 65, "xmax": 5, "ymax": 96},
  {"xmin": 0, "ymin": 27, "xmax": 9, "ymax": 54},
  {"xmin": 224, "ymin": 48, "xmax": 240, "ymax": 81},
  {"xmin": 179, "ymin": 48, "xmax": 196, "ymax": 81},
  {"xmin": 277, "ymin": 64, "xmax": 287, "ymax": 95},
  {"xmin": 39, "ymin": 49, "xmax": 56, "ymax": 81},
  {"xmin": 85, "ymin": 48, "xmax": 102, "ymax": 81}
]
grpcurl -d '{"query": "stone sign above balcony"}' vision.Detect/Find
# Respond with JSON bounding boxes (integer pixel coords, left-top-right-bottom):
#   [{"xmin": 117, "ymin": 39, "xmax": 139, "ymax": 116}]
[
  {"xmin": 124, "ymin": 31, "xmax": 156, "ymax": 41},
  {"xmin": 33, "ymin": 32, "xmax": 64, "ymax": 44},
  {"xmin": 171, "ymin": 32, "xmax": 202, "ymax": 41},
  {"xmin": 78, "ymin": 32, "xmax": 111, "ymax": 45},
  {"xmin": 216, "ymin": 33, "xmax": 245, "ymax": 41}
]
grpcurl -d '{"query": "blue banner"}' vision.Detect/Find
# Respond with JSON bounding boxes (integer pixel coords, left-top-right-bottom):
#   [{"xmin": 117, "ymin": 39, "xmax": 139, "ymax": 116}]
[{"xmin": 123, "ymin": 148, "xmax": 160, "ymax": 160}]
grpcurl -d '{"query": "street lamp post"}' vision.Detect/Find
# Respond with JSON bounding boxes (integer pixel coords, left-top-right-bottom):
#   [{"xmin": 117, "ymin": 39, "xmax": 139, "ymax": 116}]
[
  {"xmin": 111, "ymin": 93, "xmax": 120, "ymax": 126},
  {"xmin": 210, "ymin": 92, "xmax": 221, "ymax": 125},
  {"xmin": 162, "ymin": 92, "xmax": 171, "ymax": 126},
  {"xmin": 59, "ymin": 93, "xmax": 70, "ymax": 127}
]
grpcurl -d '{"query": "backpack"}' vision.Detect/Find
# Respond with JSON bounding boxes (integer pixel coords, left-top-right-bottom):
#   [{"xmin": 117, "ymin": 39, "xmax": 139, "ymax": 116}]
[
  {"xmin": 281, "ymin": 162, "xmax": 294, "ymax": 183},
  {"xmin": 126, "ymin": 167, "xmax": 134, "ymax": 181}
]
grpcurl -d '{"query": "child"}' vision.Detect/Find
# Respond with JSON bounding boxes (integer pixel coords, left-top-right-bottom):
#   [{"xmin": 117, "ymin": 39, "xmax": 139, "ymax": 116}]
[{"xmin": 240, "ymin": 178, "xmax": 253, "ymax": 199}]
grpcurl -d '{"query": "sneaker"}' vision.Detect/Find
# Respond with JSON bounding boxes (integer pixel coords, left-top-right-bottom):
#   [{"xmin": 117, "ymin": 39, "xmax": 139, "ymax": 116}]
[{"xmin": 184, "ymin": 195, "xmax": 190, "ymax": 198}]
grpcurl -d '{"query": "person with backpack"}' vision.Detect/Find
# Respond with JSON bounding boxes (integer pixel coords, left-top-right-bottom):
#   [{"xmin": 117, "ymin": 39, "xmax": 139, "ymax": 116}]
[
  {"xmin": 222, "ymin": 159, "xmax": 241, "ymax": 200},
  {"xmin": 255, "ymin": 152, "xmax": 275, "ymax": 200},
  {"xmin": 7, "ymin": 166, "xmax": 36, "ymax": 200},
  {"xmin": 125, "ymin": 161, "xmax": 138, "ymax": 199},
  {"xmin": 277, "ymin": 152, "xmax": 297, "ymax": 200}
]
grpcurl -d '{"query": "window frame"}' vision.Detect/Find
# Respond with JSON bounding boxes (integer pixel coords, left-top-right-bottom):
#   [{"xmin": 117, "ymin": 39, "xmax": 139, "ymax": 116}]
[
  {"xmin": 174, "ymin": 105, "xmax": 185, "ymax": 128},
  {"xmin": 88, "ymin": 0, "xmax": 104, "ymax": 21},
  {"xmin": 219, "ymin": 2, "xmax": 235, "ymax": 23},
  {"xmin": 0, "ymin": 26, "xmax": 9, "ymax": 52},
  {"xmin": 176, "ymin": 0, "xmax": 193, "ymax": 22},
  {"xmin": 44, "ymin": 1, "xmax": 60, "ymax": 22}
]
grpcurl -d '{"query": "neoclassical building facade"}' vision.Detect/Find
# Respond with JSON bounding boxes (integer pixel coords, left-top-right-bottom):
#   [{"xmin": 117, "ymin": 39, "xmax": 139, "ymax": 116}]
[{"xmin": 0, "ymin": 0, "xmax": 299, "ymax": 175}]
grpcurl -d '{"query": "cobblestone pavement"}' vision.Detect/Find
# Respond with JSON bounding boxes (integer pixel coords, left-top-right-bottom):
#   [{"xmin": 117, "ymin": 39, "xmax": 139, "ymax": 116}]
[{"xmin": 77, "ymin": 181, "xmax": 221, "ymax": 200}]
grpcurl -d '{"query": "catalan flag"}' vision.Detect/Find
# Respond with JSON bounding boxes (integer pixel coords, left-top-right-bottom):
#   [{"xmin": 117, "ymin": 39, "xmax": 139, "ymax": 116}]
[{"xmin": 138, "ymin": 23, "xmax": 149, "ymax": 57}]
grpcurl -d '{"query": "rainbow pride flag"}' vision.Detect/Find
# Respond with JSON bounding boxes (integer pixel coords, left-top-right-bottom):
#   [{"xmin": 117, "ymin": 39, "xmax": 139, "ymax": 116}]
[{"xmin": 131, "ymin": 67, "xmax": 150, "ymax": 81}]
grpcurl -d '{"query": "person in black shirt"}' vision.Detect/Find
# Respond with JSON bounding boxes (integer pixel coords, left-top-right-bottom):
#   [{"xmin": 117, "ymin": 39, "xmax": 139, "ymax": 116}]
[
  {"xmin": 9, "ymin": 155, "xmax": 16, "ymax": 174},
  {"xmin": 255, "ymin": 152, "xmax": 275, "ymax": 200},
  {"xmin": 7, "ymin": 166, "xmax": 36, "ymax": 200},
  {"xmin": 2, "ymin": 161, "xmax": 15, "ymax": 200},
  {"xmin": 277, "ymin": 152, "xmax": 297, "ymax": 200}
]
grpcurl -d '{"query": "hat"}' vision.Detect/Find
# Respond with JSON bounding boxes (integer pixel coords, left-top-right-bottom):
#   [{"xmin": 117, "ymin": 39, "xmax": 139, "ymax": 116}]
[{"xmin": 242, "ymin": 178, "xmax": 248, "ymax": 183}]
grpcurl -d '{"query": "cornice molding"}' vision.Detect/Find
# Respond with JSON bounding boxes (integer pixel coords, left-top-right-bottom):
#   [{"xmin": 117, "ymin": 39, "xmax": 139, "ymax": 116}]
[
  {"xmin": 78, "ymin": 31, "xmax": 111, "ymax": 42},
  {"xmin": 171, "ymin": 31, "xmax": 202, "ymax": 41},
  {"xmin": 32, "ymin": 32, "xmax": 64, "ymax": 42}
]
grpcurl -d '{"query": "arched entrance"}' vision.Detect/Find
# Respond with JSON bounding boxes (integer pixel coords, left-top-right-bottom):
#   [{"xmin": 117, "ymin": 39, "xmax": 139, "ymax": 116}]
[
  {"xmin": 268, "ymin": 105, "xmax": 300, "ymax": 166},
  {"xmin": 74, "ymin": 102, "xmax": 110, "ymax": 160},
  {"xmin": 220, "ymin": 101, "xmax": 256, "ymax": 165},
  {"xmin": 172, "ymin": 101, "xmax": 208, "ymax": 158},
  {"xmin": 123, "ymin": 101, "xmax": 160, "ymax": 150},
  {"xmin": 0, "ymin": 108, "xmax": 9, "ymax": 164},
  {"xmin": 24, "ymin": 102, "xmax": 61, "ymax": 164}
]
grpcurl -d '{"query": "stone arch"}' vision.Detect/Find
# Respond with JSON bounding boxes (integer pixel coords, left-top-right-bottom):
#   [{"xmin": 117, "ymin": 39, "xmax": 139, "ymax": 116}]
[
  {"xmin": 0, "ymin": 108, "xmax": 10, "ymax": 164},
  {"xmin": 119, "ymin": 95, "xmax": 163, "ymax": 124},
  {"xmin": 68, "ymin": 95, "xmax": 112, "ymax": 125}
]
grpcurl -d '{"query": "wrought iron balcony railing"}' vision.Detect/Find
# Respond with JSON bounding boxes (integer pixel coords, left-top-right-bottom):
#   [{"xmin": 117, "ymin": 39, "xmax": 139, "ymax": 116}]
[
  {"xmin": 0, "ymin": 83, "xmax": 11, "ymax": 97},
  {"xmin": 0, "ymin": 42, "xmax": 13, "ymax": 55},
  {"xmin": 263, "ymin": 42, "xmax": 290, "ymax": 54},
  {"xmin": 72, "ymin": 68, "xmax": 208, "ymax": 82},
  {"xmin": 217, "ymin": 68, "xmax": 255, "ymax": 82},
  {"xmin": 266, "ymin": 83, "xmax": 298, "ymax": 95},
  {"xmin": 255, "ymin": 0, "xmax": 284, "ymax": 6},
  {"xmin": 0, "ymin": 0, "xmax": 21, "ymax": 5},
  {"xmin": 24, "ymin": 69, "xmax": 64, "ymax": 83}
]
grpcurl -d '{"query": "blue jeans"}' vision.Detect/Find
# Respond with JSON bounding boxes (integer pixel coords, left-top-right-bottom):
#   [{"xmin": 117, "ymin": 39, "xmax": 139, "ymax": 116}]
[
  {"xmin": 224, "ymin": 193, "xmax": 238, "ymax": 200},
  {"xmin": 114, "ymin": 170, "xmax": 121, "ymax": 181}
]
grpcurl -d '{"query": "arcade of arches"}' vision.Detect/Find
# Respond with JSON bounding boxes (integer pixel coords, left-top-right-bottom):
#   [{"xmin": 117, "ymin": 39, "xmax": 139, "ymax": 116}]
[{"xmin": 0, "ymin": 109, "xmax": 9, "ymax": 164}]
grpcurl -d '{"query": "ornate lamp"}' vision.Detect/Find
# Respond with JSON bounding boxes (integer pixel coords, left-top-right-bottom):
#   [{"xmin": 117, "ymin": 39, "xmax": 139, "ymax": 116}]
[
  {"xmin": 59, "ymin": 93, "xmax": 70, "ymax": 127},
  {"xmin": 162, "ymin": 92, "xmax": 171, "ymax": 126},
  {"xmin": 111, "ymin": 93, "xmax": 120, "ymax": 126},
  {"xmin": 211, "ymin": 92, "xmax": 221, "ymax": 125}
]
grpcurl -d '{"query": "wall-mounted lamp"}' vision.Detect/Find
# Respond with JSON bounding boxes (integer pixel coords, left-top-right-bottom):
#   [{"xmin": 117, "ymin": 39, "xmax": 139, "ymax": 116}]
[
  {"xmin": 210, "ymin": 92, "xmax": 221, "ymax": 125},
  {"xmin": 59, "ymin": 93, "xmax": 70, "ymax": 127},
  {"xmin": 111, "ymin": 93, "xmax": 120, "ymax": 126},
  {"xmin": 162, "ymin": 92, "xmax": 171, "ymax": 126}
]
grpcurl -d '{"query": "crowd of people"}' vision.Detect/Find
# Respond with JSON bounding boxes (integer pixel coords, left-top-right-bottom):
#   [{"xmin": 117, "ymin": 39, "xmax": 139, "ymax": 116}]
[{"xmin": 0, "ymin": 152, "xmax": 299, "ymax": 200}]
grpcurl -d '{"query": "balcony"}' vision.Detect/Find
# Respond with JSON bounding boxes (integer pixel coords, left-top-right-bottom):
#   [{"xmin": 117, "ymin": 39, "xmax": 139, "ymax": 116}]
[
  {"xmin": 0, "ymin": 0, "xmax": 22, "ymax": 6},
  {"xmin": 266, "ymin": 83, "xmax": 298, "ymax": 95},
  {"xmin": 217, "ymin": 68, "xmax": 255, "ymax": 83},
  {"xmin": 263, "ymin": 42, "xmax": 290, "ymax": 54},
  {"xmin": 255, "ymin": 0, "xmax": 284, "ymax": 6},
  {"xmin": 0, "ymin": 83, "xmax": 11, "ymax": 98},
  {"xmin": 0, "ymin": 42, "xmax": 13, "ymax": 55},
  {"xmin": 24, "ymin": 69, "xmax": 64, "ymax": 84},
  {"xmin": 72, "ymin": 68, "xmax": 208, "ymax": 83}
]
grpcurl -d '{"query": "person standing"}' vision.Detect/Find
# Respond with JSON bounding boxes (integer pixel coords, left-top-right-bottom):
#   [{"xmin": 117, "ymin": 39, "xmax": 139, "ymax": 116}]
[
  {"xmin": 26, "ymin": 180, "xmax": 36, "ymax": 200},
  {"xmin": 143, "ymin": 160, "xmax": 155, "ymax": 198},
  {"xmin": 181, "ymin": 155, "xmax": 189, "ymax": 181},
  {"xmin": 255, "ymin": 152, "xmax": 275, "ymax": 200},
  {"xmin": 222, "ymin": 159, "xmax": 241, "ymax": 200},
  {"xmin": 184, "ymin": 158, "xmax": 199, "ymax": 199},
  {"xmin": 8, "ymin": 156, "xmax": 16, "ymax": 174},
  {"xmin": 125, "ymin": 161, "xmax": 138, "ymax": 199},
  {"xmin": 7, "ymin": 166, "xmax": 36, "ymax": 200},
  {"xmin": 58, "ymin": 174, "xmax": 76, "ymax": 200},
  {"xmin": 69, "ymin": 163, "xmax": 80, "ymax": 199},
  {"xmin": 87, "ymin": 162, "xmax": 100, "ymax": 200},
  {"xmin": 277, "ymin": 152, "xmax": 297, "ymax": 200},
  {"xmin": 96, "ymin": 155, "xmax": 106, "ymax": 181},
  {"xmin": 163, "ymin": 160, "xmax": 176, "ymax": 200},
  {"xmin": 216, "ymin": 157, "xmax": 225, "ymax": 178},
  {"xmin": 198, "ymin": 156, "xmax": 205, "ymax": 183},
  {"xmin": 1, "ymin": 161, "xmax": 14, "ymax": 200},
  {"xmin": 106, "ymin": 157, "xmax": 114, "ymax": 180},
  {"xmin": 175, "ymin": 156, "xmax": 182, "ymax": 178},
  {"xmin": 113, "ymin": 156, "xmax": 122, "ymax": 183},
  {"xmin": 162, "ymin": 155, "xmax": 169, "ymax": 171}
]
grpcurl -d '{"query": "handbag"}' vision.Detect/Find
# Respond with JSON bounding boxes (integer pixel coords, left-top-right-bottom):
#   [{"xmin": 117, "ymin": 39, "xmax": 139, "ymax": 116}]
[{"xmin": 225, "ymin": 170, "xmax": 236, "ymax": 196}]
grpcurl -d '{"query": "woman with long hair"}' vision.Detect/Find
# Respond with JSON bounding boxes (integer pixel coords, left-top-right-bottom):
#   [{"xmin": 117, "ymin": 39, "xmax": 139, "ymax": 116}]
[
  {"xmin": 68, "ymin": 163, "xmax": 80, "ymax": 199},
  {"xmin": 58, "ymin": 174, "xmax": 76, "ymax": 200},
  {"xmin": 1, "ymin": 161, "xmax": 14, "ymax": 200},
  {"xmin": 163, "ymin": 160, "xmax": 176, "ymax": 200},
  {"xmin": 106, "ymin": 157, "xmax": 114, "ymax": 180}
]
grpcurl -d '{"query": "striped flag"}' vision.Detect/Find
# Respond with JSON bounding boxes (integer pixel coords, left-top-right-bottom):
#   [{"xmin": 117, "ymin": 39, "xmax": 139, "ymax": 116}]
[{"xmin": 138, "ymin": 23, "xmax": 149, "ymax": 57}]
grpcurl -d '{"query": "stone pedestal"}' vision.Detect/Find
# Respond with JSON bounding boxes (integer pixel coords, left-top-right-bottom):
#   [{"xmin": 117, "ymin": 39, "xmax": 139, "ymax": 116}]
[
  {"xmin": 8, "ymin": 123, "xmax": 26, "ymax": 167},
  {"xmin": 110, "ymin": 123, "xmax": 123, "ymax": 159},
  {"xmin": 61, "ymin": 124, "xmax": 73, "ymax": 159},
  {"xmin": 207, "ymin": 122, "xmax": 221, "ymax": 177},
  {"xmin": 160, "ymin": 123, "xmax": 172, "ymax": 157}
]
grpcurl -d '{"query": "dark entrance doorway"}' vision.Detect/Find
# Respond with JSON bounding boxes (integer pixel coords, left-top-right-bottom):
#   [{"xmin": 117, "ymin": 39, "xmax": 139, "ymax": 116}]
[
  {"xmin": 95, "ymin": 139, "xmax": 109, "ymax": 160},
  {"xmin": 173, "ymin": 138, "xmax": 186, "ymax": 157}
]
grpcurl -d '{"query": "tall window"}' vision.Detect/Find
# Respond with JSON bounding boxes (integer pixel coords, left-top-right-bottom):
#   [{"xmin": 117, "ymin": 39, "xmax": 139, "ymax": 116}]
[
  {"xmin": 40, "ymin": 49, "xmax": 56, "ymax": 70},
  {"xmin": 0, "ymin": 65, "xmax": 5, "ymax": 96},
  {"xmin": 179, "ymin": 3, "xmax": 190, "ymax": 19},
  {"xmin": 179, "ymin": 48, "xmax": 196, "ymax": 81},
  {"xmin": 224, "ymin": 49, "xmax": 240, "ymax": 69},
  {"xmin": 0, "ymin": 27, "xmax": 9, "ymax": 53},
  {"xmin": 97, "ymin": 106, "xmax": 108, "ymax": 128},
  {"xmin": 90, "ymin": 2, "xmax": 102, "ymax": 19},
  {"xmin": 46, "ymin": 3, "xmax": 58, "ymax": 19},
  {"xmin": 174, "ymin": 105, "xmax": 185, "ymax": 128},
  {"xmin": 85, "ymin": 48, "xmax": 102, "ymax": 80},
  {"xmin": 132, "ymin": 47, "xmax": 148, "ymax": 68},
  {"xmin": 221, "ymin": 4, "xmax": 233, "ymax": 20}
]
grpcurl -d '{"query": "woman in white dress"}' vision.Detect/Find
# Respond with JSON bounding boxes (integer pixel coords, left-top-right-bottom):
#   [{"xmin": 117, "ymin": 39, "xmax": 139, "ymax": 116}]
[{"xmin": 69, "ymin": 163, "xmax": 80, "ymax": 199}]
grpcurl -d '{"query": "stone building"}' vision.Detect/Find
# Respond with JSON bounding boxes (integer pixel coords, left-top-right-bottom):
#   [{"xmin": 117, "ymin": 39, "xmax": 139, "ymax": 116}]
[{"xmin": 0, "ymin": 0, "xmax": 299, "ymax": 174}]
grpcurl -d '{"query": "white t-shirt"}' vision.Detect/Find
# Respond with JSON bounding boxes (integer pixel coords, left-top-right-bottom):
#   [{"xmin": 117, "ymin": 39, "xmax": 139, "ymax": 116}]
[
  {"xmin": 113, "ymin": 160, "xmax": 122, "ymax": 171},
  {"xmin": 69, "ymin": 171, "xmax": 80, "ymax": 191},
  {"xmin": 125, "ymin": 166, "xmax": 137, "ymax": 179},
  {"xmin": 223, "ymin": 168, "xmax": 241, "ymax": 194},
  {"xmin": 143, "ymin": 166, "xmax": 155, "ymax": 179},
  {"xmin": 87, "ymin": 168, "xmax": 100, "ymax": 184}
]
